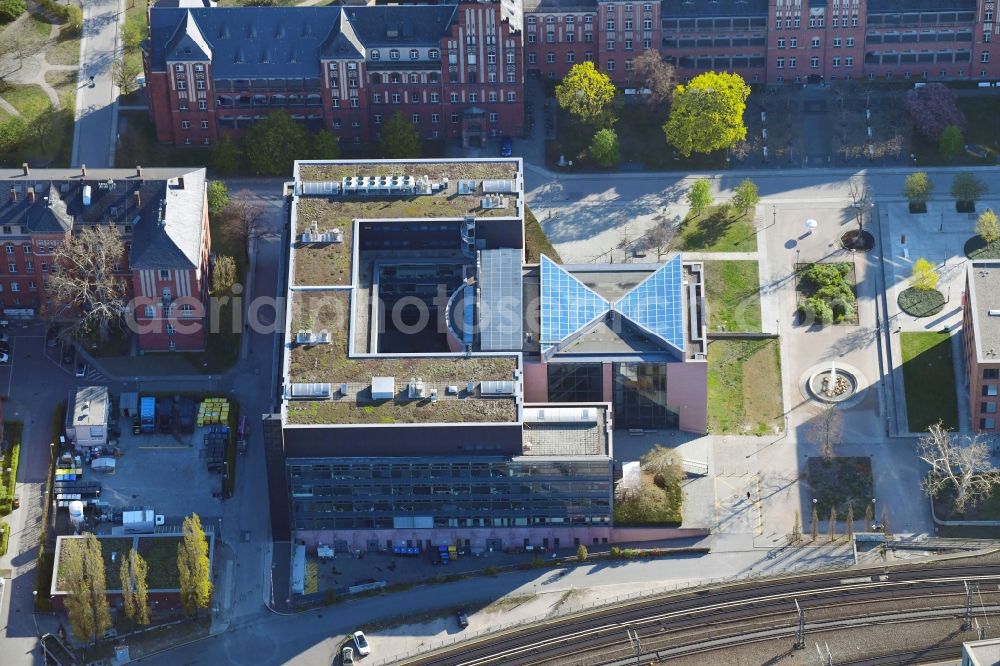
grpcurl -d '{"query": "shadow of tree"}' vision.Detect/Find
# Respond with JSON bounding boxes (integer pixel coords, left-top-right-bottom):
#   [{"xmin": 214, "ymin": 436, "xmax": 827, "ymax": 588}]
[{"xmin": 679, "ymin": 208, "xmax": 736, "ymax": 250}]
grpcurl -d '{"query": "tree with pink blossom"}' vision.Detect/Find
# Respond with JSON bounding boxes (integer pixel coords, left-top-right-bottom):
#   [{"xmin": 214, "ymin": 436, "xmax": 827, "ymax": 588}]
[{"xmin": 904, "ymin": 83, "xmax": 965, "ymax": 140}]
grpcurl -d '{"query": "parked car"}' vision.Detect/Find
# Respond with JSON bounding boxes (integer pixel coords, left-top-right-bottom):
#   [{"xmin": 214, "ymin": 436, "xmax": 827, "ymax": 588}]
[
  {"xmin": 75, "ymin": 361, "xmax": 87, "ymax": 378},
  {"xmin": 456, "ymin": 610, "xmax": 469, "ymax": 629},
  {"xmin": 341, "ymin": 646, "xmax": 355, "ymax": 664},
  {"xmin": 500, "ymin": 137, "xmax": 513, "ymax": 157},
  {"xmin": 352, "ymin": 631, "xmax": 370, "ymax": 657}
]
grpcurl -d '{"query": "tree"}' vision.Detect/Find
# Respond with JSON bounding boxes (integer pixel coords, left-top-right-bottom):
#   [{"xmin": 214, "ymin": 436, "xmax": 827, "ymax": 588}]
[
  {"xmin": 207, "ymin": 181, "xmax": 230, "ymax": 217},
  {"xmin": 113, "ymin": 57, "xmax": 143, "ymax": 97},
  {"xmin": 848, "ymin": 177, "xmax": 872, "ymax": 234},
  {"xmin": 243, "ymin": 110, "xmax": 308, "ymax": 176},
  {"xmin": 864, "ymin": 502, "xmax": 873, "ymax": 527},
  {"xmin": 640, "ymin": 444, "xmax": 685, "ymax": 488},
  {"xmin": 0, "ymin": 0, "xmax": 25, "ymax": 24},
  {"xmin": 119, "ymin": 548, "xmax": 150, "ymax": 628},
  {"xmin": 631, "ymin": 49, "xmax": 677, "ymax": 107},
  {"xmin": 0, "ymin": 115, "xmax": 29, "ymax": 154},
  {"xmin": 555, "ymin": 61, "xmax": 617, "ymax": 126},
  {"xmin": 952, "ymin": 172, "xmax": 988, "ymax": 207},
  {"xmin": 807, "ymin": 404, "xmax": 843, "ymax": 463},
  {"xmin": 903, "ymin": 171, "xmax": 933, "ymax": 209},
  {"xmin": 63, "ymin": 533, "xmax": 112, "ymax": 644},
  {"xmin": 918, "ymin": 421, "xmax": 1000, "ymax": 511},
  {"xmin": 904, "ymin": 83, "xmax": 965, "ymax": 140},
  {"xmin": 799, "ymin": 296, "xmax": 834, "ymax": 326},
  {"xmin": 664, "ymin": 71, "xmax": 750, "ymax": 157},
  {"xmin": 588, "ymin": 128, "xmax": 619, "ymax": 167},
  {"xmin": 686, "ymin": 179, "xmax": 712, "ymax": 218},
  {"xmin": 224, "ymin": 196, "xmax": 268, "ymax": 248},
  {"xmin": 828, "ymin": 507, "xmax": 838, "ymax": 542},
  {"xmin": 212, "ymin": 256, "xmax": 237, "ymax": 295},
  {"xmin": 46, "ymin": 224, "xmax": 128, "ymax": 341},
  {"xmin": 177, "ymin": 514, "xmax": 213, "ymax": 616},
  {"xmin": 122, "ymin": 10, "xmax": 146, "ymax": 50},
  {"xmin": 731, "ymin": 178, "xmax": 759, "ymax": 218},
  {"xmin": 845, "ymin": 504, "xmax": 855, "ymax": 540},
  {"xmin": 939, "ymin": 124, "xmax": 964, "ymax": 162},
  {"xmin": 791, "ymin": 511, "xmax": 802, "ymax": 543},
  {"xmin": 378, "ymin": 112, "xmax": 420, "ymax": 158},
  {"xmin": 810, "ymin": 506, "xmax": 819, "ymax": 540},
  {"xmin": 310, "ymin": 130, "xmax": 341, "ymax": 160},
  {"xmin": 911, "ymin": 258, "xmax": 939, "ymax": 291},
  {"xmin": 576, "ymin": 544, "xmax": 588, "ymax": 562},
  {"xmin": 211, "ymin": 134, "xmax": 243, "ymax": 176},
  {"xmin": 30, "ymin": 105, "xmax": 61, "ymax": 153},
  {"xmin": 645, "ymin": 220, "xmax": 676, "ymax": 261},
  {"xmin": 977, "ymin": 209, "xmax": 1000, "ymax": 244}
]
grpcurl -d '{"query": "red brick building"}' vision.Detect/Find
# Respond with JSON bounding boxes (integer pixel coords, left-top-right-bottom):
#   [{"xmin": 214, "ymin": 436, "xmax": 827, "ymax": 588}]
[
  {"xmin": 145, "ymin": 0, "xmax": 524, "ymax": 148},
  {"xmin": 526, "ymin": 0, "xmax": 1000, "ymax": 86},
  {"xmin": 0, "ymin": 167, "xmax": 211, "ymax": 352}
]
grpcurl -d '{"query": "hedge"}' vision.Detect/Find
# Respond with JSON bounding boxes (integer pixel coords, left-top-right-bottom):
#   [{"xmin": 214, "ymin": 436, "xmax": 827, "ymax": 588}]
[
  {"xmin": 0, "ymin": 421, "xmax": 22, "ymax": 515},
  {"xmin": 0, "ymin": 522, "xmax": 8, "ymax": 556}
]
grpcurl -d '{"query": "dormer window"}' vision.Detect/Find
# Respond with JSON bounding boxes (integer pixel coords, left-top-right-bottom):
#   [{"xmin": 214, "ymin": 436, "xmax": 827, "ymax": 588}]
[
  {"xmin": 390, "ymin": 49, "xmax": 400, "ymax": 60},
  {"xmin": 175, "ymin": 64, "xmax": 184, "ymax": 72},
  {"xmin": 409, "ymin": 49, "xmax": 419, "ymax": 60},
  {"xmin": 371, "ymin": 49, "xmax": 380, "ymax": 60},
  {"xmin": 347, "ymin": 62, "xmax": 357, "ymax": 70},
  {"xmin": 429, "ymin": 49, "xmax": 439, "ymax": 59},
  {"xmin": 194, "ymin": 63, "xmax": 204, "ymax": 72}
]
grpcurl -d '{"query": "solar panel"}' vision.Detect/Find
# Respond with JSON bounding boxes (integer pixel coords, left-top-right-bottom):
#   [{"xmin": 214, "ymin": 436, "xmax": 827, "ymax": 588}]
[
  {"xmin": 613, "ymin": 255, "xmax": 685, "ymax": 352},
  {"xmin": 540, "ymin": 255, "xmax": 610, "ymax": 344},
  {"xmin": 480, "ymin": 249, "xmax": 523, "ymax": 351}
]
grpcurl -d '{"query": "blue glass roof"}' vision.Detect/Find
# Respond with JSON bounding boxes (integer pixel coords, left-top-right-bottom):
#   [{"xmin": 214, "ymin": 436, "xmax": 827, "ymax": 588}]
[
  {"xmin": 540, "ymin": 255, "xmax": 610, "ymax": 344},
  {"xmin": 613, "ymin": 255, "xmax": 685, "ymax": 353}
]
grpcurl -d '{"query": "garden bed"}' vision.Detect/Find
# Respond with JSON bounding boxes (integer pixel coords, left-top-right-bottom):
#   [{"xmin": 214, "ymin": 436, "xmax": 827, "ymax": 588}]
[
  {"xmin": 897, "ymin": 287, "xmax": 945, "ymax": 318},
  {"xmin": 613, "ymin": 473, "xmax": 682, "ymax": 526},
  {"xmin": 795, "ymin": 262, "xmax": 858, "ymax": 326},
  {"xmin": 964, "ymin": 234, "xmax": 1000, "ymax": 260},
  {"xmin": 933, "ymin": 482, "xmax": 1000, "ymax": 522},
  {"xmin": 704, "ymin": 260, "xmax": 761, "ymax": 332},
  {"xmin": 707, "ymin": 338, "xmax": 783, "ymax": 435},
  {"xmin": 672, "ymin": 205, "xmax": 757, "ymax": 253},
  {"xmin": 807, "ymin": 456, "xmax": 873, "ymax": 517}
]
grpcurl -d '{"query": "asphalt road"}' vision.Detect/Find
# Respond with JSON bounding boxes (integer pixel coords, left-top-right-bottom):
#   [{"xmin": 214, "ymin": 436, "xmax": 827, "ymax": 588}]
[{"xmin": 72, "ymin": 0, "xmax": 123, "ymax": 167}]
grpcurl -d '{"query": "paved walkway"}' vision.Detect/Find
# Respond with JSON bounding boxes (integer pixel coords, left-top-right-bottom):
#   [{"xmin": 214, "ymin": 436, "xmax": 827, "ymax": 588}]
[
  {"xmin": 0, "ymin": 17, "xmax": 79, "ymax": 112},
  {"xmin": 72, "ymin": 0, "xmax": 124, "ymax": 166}
]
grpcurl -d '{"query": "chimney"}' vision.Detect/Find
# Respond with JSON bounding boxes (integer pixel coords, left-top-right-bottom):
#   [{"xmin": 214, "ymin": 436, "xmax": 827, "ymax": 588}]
[
  {"xmin": 136, "ymin": 165, "xmax": 142, "ymax": 178},
  {"xmin": 21, "ymin": 163, "xmax": 28, "ymax": 176},
  {"xmin": 133, "ymin": 190, "xmax": 141, "ymax": 208},
  {"xmin": 27, "ymin": 188, "xmax": 35, "ymax": 203},
  {"xmin": 9, "ymin": 188, "xmax": 15, "ymax": 202},
  {"xmin": 81, "ymin": 164, "xmax": 87, "ymax": 178}
]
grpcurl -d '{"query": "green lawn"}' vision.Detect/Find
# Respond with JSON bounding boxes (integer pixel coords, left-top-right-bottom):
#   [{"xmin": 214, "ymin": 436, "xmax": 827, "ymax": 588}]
[
  {"xmin": 1, "ymin": 84, "xmax": 51, "ymax": 118},
  {"xmin": 525, "ymin": 206, "xmax": 560, "ymax": 264},
  {"xmin": 707, "ymin": 338, "xmax": 783, "ymax": 435},
  {"xmin": 913, "ymin": 96, "xmax": 1000, "ymax": 166},
  {"xmin": 900, "ymin": 331, "xmax": 959, "ymax": 432},
  {"xmin": 673, "ymin": 205, "xmax": 758, "ymax": 253},
  {"xmin": 704, "ymin": 260, "xmax": 761, "ymax": 332}
]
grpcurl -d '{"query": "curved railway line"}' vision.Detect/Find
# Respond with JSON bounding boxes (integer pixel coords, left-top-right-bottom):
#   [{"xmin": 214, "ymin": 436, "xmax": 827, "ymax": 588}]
[{"xmin": 396, "ymin": 559, "xmax": 1000, "ymax": 666}]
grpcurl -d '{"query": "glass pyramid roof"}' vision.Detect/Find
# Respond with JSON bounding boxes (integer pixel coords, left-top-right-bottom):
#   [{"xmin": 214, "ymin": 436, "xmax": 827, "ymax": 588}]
[
  {"xmin": 613, "ymin": 255, "xmax": 685, "ymax": 353},
  {"xmin": 540, "ymin": 255, "xmax": 610, "ymax": 344}
]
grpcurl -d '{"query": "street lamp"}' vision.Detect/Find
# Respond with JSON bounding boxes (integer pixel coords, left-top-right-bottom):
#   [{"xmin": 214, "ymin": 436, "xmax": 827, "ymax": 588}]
[{"xmin": 805, "ymin": 218, "xmax": 818, "ymax": 235}]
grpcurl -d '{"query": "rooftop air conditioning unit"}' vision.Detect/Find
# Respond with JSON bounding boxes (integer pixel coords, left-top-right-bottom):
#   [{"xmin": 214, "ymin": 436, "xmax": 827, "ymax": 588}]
[
  {"xmin": 315, "ymin": 329, "xmax": 330, "ymax": 343},
  {"xmin": 408, "ymin": 377, "xmax": 426, "ymax": 399},
  {"xmin": 321, "ymin": 228, "xmax": 344, "ymax": 243},
  {"xmin": 295, "ymin": 330, "xmax": 313, "ymax": 344}
]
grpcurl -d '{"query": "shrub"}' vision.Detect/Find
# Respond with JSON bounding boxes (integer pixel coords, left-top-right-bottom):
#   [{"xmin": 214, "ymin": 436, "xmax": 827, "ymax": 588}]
[
  {"xmin": 531, "ymin": 556, "xmax": 545, "ymax": 568},
  {"xmin": 799, "ymin": 296, "xmax": 834, "ymax": 326},
  {"xmin": 483, "ymin": 566, "xmax": 498, "ymax": 576},
  {"xmin": 610, "ymin": 546, "xmax": 622, "ymax": 559},
  {"xmin": 576, "ymin": 544, "xmax": 588, "ymax": 562},
  {"xmin": 0, "ymin": 0, "xmax": 25, "ymax": 24},
  {"xmin": 802, "ymin": 263, "xmax": 850, "ymax": 290},
  {"xmin": 0, "ymin": 522, "xmax": 8, "ymax": 556},
  {"xmin": 977, "ymin": 209, "xmax": 1000, "ymax": 245}
]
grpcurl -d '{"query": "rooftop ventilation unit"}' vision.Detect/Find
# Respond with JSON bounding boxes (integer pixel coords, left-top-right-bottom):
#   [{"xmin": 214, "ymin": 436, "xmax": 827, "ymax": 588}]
[
  {"xmin": 319, "ymin": 228, "xmax": 344, "ymax": 243},
  {"xmin": 371, "ymin": 376, "xmax": 395, "ymax": 400},
  {"xmin": 457, "ymin": 180, "xmax": 477, "ymax": 195},
  {"xmin": 480, "ymin": 381, "xmax": 515, "ymax": 397},
  {"xmin": 82, "ymin": 185, "xmax": 92, "ymax": 206},
  {"xmin": 990, "ymin": 310, "xmax": 1000, "ymax": 317},
  {"xmin": 301, "ymin": 221, "xmax": 320, "ymax": 243},
  {"xmin": 289, "ymin": 383, "xmax": 332, "ymax": 399},
  {"xmin": 295, "ymin": 330, "xmax": 314, "ymax": 344},
  {"xmin": 407, "ymin": 377, "xmax": 426, "ymax": 399}
]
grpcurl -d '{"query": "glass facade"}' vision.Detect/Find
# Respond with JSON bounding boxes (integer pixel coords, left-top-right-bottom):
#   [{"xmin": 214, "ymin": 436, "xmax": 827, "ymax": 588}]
[
  {"xmin": 287, "ymin": 457, "xmax": 613, "ymax": 531},
  {"xmin": 547, "ymin": 363, "xmax": 604, "ymax": 403},
  {"xmin": 613, "ymin": 363, "xmax": 679, "ymax": 428}
]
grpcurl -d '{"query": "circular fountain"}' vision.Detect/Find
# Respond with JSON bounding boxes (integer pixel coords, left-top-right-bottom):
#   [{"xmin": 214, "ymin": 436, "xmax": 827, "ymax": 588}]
[{"xmin": 800, "ymin": 361, "xmax": 868, "ymax": 408}]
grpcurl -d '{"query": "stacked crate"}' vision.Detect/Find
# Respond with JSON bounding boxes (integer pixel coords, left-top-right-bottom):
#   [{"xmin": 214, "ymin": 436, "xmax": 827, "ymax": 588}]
[{"xmin": 197, "ymin": 398, "xmax": 230, "ymax": 426}]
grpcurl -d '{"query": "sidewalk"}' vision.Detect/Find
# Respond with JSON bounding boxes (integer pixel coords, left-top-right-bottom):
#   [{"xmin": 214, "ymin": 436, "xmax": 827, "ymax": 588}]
[{"xmin": 72, "ymin": 0, "xmax": 124, "ymax": 166}]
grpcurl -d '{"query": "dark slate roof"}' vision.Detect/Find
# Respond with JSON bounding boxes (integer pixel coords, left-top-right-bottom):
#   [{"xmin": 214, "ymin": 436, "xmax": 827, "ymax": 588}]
[
  {"xmin": 660, "ymin": 0, "xmax": 768, "ymax": 17},
  {"xmin": 0, "ymin": 168, "xmax": 206, "ymax": 270},
  {"xmin": 149, "ymin": 4, "xmax": 457, "ymax": 76},
  {"xmin": 524, "ymin": 0, "xmax": 598, "ymax": 13},
  {"xmin": 867, "ymin": 0, "xmax": 976, "ymax": 11}
]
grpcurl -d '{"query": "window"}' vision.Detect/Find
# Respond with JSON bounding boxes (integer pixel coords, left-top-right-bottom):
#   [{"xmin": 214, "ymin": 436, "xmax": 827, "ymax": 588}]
[
  {"xmin": 175, "ymin": 64, "xmax": 184, "ymax": 72},
  {"xmin": 4, "ymin": 244, "xmax": 12, "ymax": 255},
  {"xmin": 177, "ymin": 80, "xmax": 186, "ymax": 91},
  {"xmin": 983, "ymin": 51, "xmax": 991, "ymax": 63},
  {"xmin": 983, "ymin": 402, "xmax": 998, "ymax": 414},
  {"xmin": 547, "ymin": 52, "xmax": 555, "ymax": 63},
  {"xmin": 833, "ymin": 56, "xmax": 841, "ymax": 67},
  {"xmin": 25, "ymin": 260, "xmax": 32, "ymax": 271},
  {"xmin": 409, "ymin": 73, "xmax": 419, "ymax": 84},
  {"xmin": 811, "ymin": 37, "xmax": 820, "ymax": 48},
  {"xmin": 833, "ymin": 37, "xmax": 841, "ymax": 47},
  {"xmin": 392, "ymin": 93, "xmax": 401, "ymax": 103},
  {"xmin": 181, "ymin": 120, "xmax": 190, "ymax": 129},
  {"xmin": 810, "ymin": 56, "xmax": 820, "ymax": 68},
  {"xmin": 373, "ymin": 93, "xmax": 382, "ymax": 104},
  {"xmin": 450, "ymin": 92, "xmax": 459, "ymax": 102},
  {"xmin": 41, "ymin": 263, "xmax": 47, "ymax": 272},
  {"xmin": 198, "ymin": 99, "xmax": 207, "ymax": 110},
  {"xmin": 410, "ymin": 49, "xmax": 419, "ymax": 60},
  {"xmin": 585, "ymin": 51, "xmax": 593, "ymax": 61},
  {"xmin": 982, "ymin": 418, "xmax": 997, "ymax": 429},
  {"xmin": 431, "ymin": 113, "xmax": 440, "ymax": 123},
  {"xmin": 9, "ymin": 282, "xmax": 17, "ymax": 292},
  {"xmin": 507, "ymin": 52, "xmax": 515, "ymax": 64},
  {"xmin": 411, "ymin": 113, "xmax": 420, "ymax": 123},
  {"xmin": 567, "ymin": 51, "xmax": 575, "ymax": 63},
  {"xmin": 28, "ymin": 280, "xmax": 35, "ymax": 290},
  {"xmin": 643, "ymin": 38, "xmax": 651, "ymax": 48},
  {"xmin": 644, "ymin": 18, "xmax": 652, "ymax": 30},
  {"xmin": 794, "ymin": 17, "xmax": 800, "ymax": 28},
  {"xmin": 776, "ymin": 19, "xmax": 782, "ymax": 30},
  {"xmin": 507, "ymin": 91, "xmax": 516, "ymax": 102},
  {"xmin": 986, "ymin": 369, "xmax": 1000, "ymax": 380},
  {"xmin": 451, "ymin": 112, "xmax": 459, "ymax": 123},
  {"xmin": 984, "ymin": 384, "xmax": 999, "ymax": 397},
  {"xmin": 371, "ymin": 49, "xmax": 380, "ymax": 60},
  {"xmin": 489, "ymin": 112, "xmax": 497, "ymax": 122},
  {"xmin": 429, "ymin": 49, "xmax": 439, "ymax": 58},
  {"xmin": 790, "ymin": 37, "xmax": 797, "ymax": 48},
  {"xmin": 625, "ymin": 39, "xmax": 633, "ymax": 50},
  {"xmin": 200, "ymin": 120, "xmax": 209, "ymax": 129},
  {"xmin": 607, "ymin": 19, "xmax": 614, "ymax": 30},
  {"xmin": 528, "ymin": 52, "xmax": 537, "ymax": 64},
  {"xmin": 181, "ymin": 303, "xmax": 194, "ymax": 317},
  {"xmin": 606, "ymin": 39, "xmax": 615, "ymax": 50},
  {"xmin": 778, "ymin": 38, "xmax": 785, "ymax": 48},
  {"xmin": 22, "ymin": 243, "xmax": 31, "ymax": 255},
  {"xmin": 624, "ymin": 19, "xmax": 632, "ymax": 30},
  {"xmin": 166, "ymin": 324, "xmax": 176, "ymax": 336},
  {"xmin": 789, "ymin": 57, "xmax": 797, "ymax": 67},
  {"xmin": 374, "ymin": 114, "xmax": 382, "ymax": 124},
  {"xmin": 607, "ymin": 59, "xmax": 615, "ymax": 71},
  {"xmin": 469, "ymin": 92, "xmax": 478, "ymax": 102},
  {"xmin": 528, "ymin": 34, "xmax": 536, "ymax": 44},
  {"xmin": 546, "ymin": 31, "xmax": 555, "ymax": 43},
  {"xmin": 845, "ymin": 56, "xmax": 854, "ymax": 66},
  {"xmin": 488, "ymin": 91, "xmax": 497, "ymax": 102},
  {"xmin": 196, "ymin": 80, "xmax": 205, "ymax": 90},
  {"xmin": 7, "ymin": 263, "xmax": 15, "ymax": 273},
  {"xmin": 851, "ymin": 15, "xmax": 858, "ymax": 27},
  {"xmin": 776, "ymin": 58, "xmax": 785, "ymax": 69},
  {"xmin": 846, "ymin": 37, "xmax": 854, "ymax": 47}
]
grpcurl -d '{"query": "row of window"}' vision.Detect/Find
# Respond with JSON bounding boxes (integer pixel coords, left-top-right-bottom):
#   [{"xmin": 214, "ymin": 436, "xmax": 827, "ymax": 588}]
[
  {"xmin": 370, "ymin": 48, "xmax": 439, "ymax": 61},
  {"xmin": 7, "ymin": 260, "xmax": 50, "ymax": 273},
  {"xmin": 373, "ymin": 91, "xmax": 517, "ymax": 104},
  {"xmin": 605, "ymin": 37, "xmax": 653, "ymax": 51},
  {"xmin": 662, "ymin": 37, "xmax": 766, "ymax": 49},
  {"xmin": 865, "ymin": 50, "xmax": 976, "ymax": 64},
  {"xmin": 0, "ymin": 281, "xmax": 36, "ymax": 292},
  {"xmin": 370, "ymin": 111, "xmax": 502, "ymax": 125},
  {"xmin": 867, "ymin": 31, "xmax": 973, "ymax": 44},
  {"xmin": 778, "ymin": 36, "xmax": 856, "ymax": 48}
]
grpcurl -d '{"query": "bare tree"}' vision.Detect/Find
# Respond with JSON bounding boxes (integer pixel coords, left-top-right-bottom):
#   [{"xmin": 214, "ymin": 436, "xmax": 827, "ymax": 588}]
[
  {"xmin": 828, "ymin": 506, "xmax": 838, "ymax": 542},
  {"xmin": 917, "ymin": 421, "xmax": 1000, "ymax": 511},
  {"xmin": 640, "ymin": 444, "xmax": 685, "ymax": 488},
  {"xmin": 644, "ymin": 220, "xmax": 676, "ymax": 261},
  {"xmin": 848, "ymin": 177, "xmax": 873, "ymax": 235},
  {"xmin": 790, "ymin": 511, "xmax": 802, "ymax": 543},
  {"xmin": 810, "ymin": 506, "xmax": 819, "ymax": 541},
  {"xmin": 113, "ymin": 58, "xmax": 143, "ymax": 97},
  {"xmin": 631, "ymin": 49, "xmax": 677, "ymax": 107},
  {"xmin": 845, "ymin": 503, "xmax": 855, "ymax": 540},
  {"xmin": 46, "ymin": 225, "xmax": 128, "ymax": 342},
  {"xmin": 0, "ymin": 31, "xmax": 32, "ymax": 79},
  {"xmin": 807, "ymin": 404, "xmax": 843, "ymax": 463},
  {"xmin": 221, "ymin": 196, "xmax": 269, "ymax": 251}
]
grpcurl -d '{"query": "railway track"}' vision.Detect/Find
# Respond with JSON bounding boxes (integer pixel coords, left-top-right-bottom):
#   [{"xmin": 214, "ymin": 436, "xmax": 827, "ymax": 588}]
[{"xmin": 396, "ymin": 561, "xmax": 1000, "ymax": 666}]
